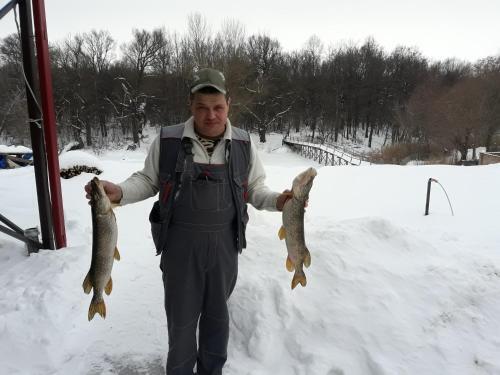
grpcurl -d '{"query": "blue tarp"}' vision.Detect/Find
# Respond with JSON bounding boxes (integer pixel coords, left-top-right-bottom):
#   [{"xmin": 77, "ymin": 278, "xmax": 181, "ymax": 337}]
[{"xmin": 0, "ymin": 153, "xmax": 33, "ymax": 169}]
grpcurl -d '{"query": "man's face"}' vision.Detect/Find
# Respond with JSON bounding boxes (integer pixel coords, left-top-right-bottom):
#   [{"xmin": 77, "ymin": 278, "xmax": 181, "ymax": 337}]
[{"xmin": 190, "ymin": 92, "xmax": 230, "ymax": 139}]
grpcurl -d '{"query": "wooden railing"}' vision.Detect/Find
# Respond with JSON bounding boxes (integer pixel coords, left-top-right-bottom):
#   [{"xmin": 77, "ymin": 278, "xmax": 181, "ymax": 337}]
[{"xmin": 283, "ymin": 136, "xmax": 369, "ymax": 166}]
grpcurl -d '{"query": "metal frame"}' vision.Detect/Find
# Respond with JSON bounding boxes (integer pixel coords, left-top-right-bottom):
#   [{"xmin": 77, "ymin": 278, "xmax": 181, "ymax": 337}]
[
  {"xmin": 0, "ymin": 0, "xmax": 16, "ymax": 19},
  {"xmin": 0, "ymin": 213, "xmax": 43, "ymax": 253},
  {"xmin": 1, "ymin": 0, "xmax": 66, "ymax": 252}
]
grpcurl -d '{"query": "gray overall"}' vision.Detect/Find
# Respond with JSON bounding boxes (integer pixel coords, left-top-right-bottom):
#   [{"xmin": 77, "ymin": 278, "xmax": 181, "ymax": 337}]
[{"xmin": 160, "ymin": 148, "xmax": 239, "ymax": 375}]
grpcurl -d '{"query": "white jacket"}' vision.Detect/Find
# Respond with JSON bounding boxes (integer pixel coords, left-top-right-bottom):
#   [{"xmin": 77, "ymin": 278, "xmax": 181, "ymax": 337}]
[{"xmin": 118, "ymin": 117, "xmax": 280, "ymax": 211}]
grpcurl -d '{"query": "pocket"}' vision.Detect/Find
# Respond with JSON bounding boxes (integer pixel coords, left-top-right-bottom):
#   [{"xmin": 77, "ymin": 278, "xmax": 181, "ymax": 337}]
[
  {"xmin": 233, "ymin": 175, "xmax": 249, "ymax": 229},
  {"xmin": 219, "ymin": 180, "xmax": 233, "ymax": 210},
  {"xmin": 160, "ymin": 177, "xmax": 173, "ymax": 204},
  {"xmin": 233, "ymin": 175, "xmax": 249, "ymax": 203},
  {"xmin": 149, "ymin": 201, "xmax": 164, "ymax": 253},
  {"xmin": 191, "ymin": 179, "xmax": 222, "ymax": 211}
]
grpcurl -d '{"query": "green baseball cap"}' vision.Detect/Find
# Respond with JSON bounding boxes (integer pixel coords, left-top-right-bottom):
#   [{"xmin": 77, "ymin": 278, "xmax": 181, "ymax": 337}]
[{"xmin": 190, "ymin": 68, "xmax": 227, "ymax": 95}]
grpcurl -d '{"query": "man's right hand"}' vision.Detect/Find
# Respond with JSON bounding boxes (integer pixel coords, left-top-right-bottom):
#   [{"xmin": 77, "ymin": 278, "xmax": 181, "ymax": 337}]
[{"xmin": 85, "ymin": 180, "xmax": 123, "ymax": 204}]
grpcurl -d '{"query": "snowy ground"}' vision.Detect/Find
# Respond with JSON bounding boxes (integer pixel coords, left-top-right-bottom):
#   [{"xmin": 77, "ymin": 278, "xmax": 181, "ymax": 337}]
[{"xmin": 1, "ymin": 132, "xmax": 500, "ymax": 375}]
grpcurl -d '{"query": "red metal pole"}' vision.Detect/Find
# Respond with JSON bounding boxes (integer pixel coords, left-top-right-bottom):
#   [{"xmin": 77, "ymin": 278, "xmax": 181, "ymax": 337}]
[{"xmin": 31, "ymin": 0, "xmax": 67, "ymax": 248}]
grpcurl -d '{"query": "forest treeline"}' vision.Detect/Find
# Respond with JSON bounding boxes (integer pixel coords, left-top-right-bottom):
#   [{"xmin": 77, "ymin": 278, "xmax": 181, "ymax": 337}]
[{"xmin": 1, "ymin": 14, "xmax": 499, "ymax": 162}]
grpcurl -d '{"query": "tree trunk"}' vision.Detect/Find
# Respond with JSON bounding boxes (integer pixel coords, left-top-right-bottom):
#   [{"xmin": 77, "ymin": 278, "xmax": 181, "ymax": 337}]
[
  {"xmin": 459, "ymin": 144, "xmax": 468, "ymax": 162},
  {"xmin": 391, "ymin": 125, "xmax": 399, "ymax": 144},
  {"xmin": 383, "ymin": 125, "xmax": 390, "ymax": 146},
  {"xmin": 311, "ymin": 118, "xmax": 316, "ymax": 142},
  {"xmin": 99, "ymin": 112, "xmax": 107, "ymax": 138},
  {"xmin": 368, "ymin": 123, "xmax": 374, "ymax": 148},
  {"xmin": 132, "ymin": 116, "xmax": 139, "ymax": 145},
  {"xmin": 258, "ymin": 125, "xmax": 266, "ymax": 143},
  {"xmin": 294, "ymin": 116, "xmax": 300, "ymax": 132},
  {"xmin": 86, "ymin": 121, "xmax": 92, "ymax": 147},
  {"xmin": 365, "ymin": 114, "xmax": 370, "ymax": 138},
  {"xmin": 485, "ymin": 129, "xmax": 493, "ymax": 151}
]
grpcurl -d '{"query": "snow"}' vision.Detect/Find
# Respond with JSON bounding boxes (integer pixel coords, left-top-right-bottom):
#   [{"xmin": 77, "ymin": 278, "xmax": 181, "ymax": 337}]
[
  {"xmin": 61, "ymin": 141, "xmax": 82, "ymax": 153},
  {"xmin": 59, "ymin": 150, "xmax": 103, "ymax": 171},
  {"xmin": 0, "ymin": 145, "xmax": 32, "ymax": 154},
  {"xmin": 1, "ymin": 132, "xmax": 500, "ymax": 375}
]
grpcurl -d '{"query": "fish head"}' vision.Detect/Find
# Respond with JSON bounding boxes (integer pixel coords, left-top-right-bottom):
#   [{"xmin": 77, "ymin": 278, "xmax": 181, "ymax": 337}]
[
  {"xmin": 90, "ymin": 177, "xmax": 111, "ymax": 214},
  {"xmin": 291, "ymin": 167, "xmax": 317, "ymax": 201}
]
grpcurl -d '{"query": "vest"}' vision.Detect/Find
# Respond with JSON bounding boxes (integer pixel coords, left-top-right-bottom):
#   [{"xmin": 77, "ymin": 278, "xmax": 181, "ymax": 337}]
[{"xmin": 149, "ymin": 123, "xmax": 251, "ymax": 255}]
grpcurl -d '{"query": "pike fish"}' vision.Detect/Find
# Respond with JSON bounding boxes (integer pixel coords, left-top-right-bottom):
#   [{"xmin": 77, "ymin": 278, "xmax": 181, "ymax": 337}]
[
  {"xmin": 82, "ymin": 177, "xmax": 120, "ymax": 321},
  {"xmin": 278, "ymin": 167, "xmax": 317, "ymax": 289}
]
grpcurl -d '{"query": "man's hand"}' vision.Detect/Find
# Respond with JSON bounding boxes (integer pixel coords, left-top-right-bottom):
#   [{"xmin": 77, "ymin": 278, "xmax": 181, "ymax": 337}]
[
  {"xmin": 276, "ymin": 189, "xmax": 293, "ymax": 211},
  {"xmin": 276, "ymin": 189, "xmax": 309, "ymax": 211},
  {"xmin": 85, "ymin": 180, "xmax": 123, "ymax": 204}
]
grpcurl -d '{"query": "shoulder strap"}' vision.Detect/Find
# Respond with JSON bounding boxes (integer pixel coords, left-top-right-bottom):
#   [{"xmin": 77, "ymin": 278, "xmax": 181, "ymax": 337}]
[
  {"xmin": 159, "ymin": 124, "xmax": 184, "ymax": 183},
  {"xmin": 231, "ymin": 126, "xmax": 251, "ymax": 143},
  {"xmin": 161, "ymin": 123, "xmax": 184, "ymax": 139},
  {"xmin": 228, "ymin": 126, "xmax": 251, "ymax": 178}
]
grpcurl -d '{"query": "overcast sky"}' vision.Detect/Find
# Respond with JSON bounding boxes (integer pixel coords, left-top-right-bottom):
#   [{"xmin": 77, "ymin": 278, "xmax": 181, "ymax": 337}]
[{"xmin": 1, "ymin": 0, "xmax": 499, "ymax": 62}]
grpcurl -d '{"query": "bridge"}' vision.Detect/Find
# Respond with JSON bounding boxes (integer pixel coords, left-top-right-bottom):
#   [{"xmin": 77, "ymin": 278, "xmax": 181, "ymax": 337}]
[{"xmin": 283, "ymin": 136, "xmax": 373, "ymax": 166}]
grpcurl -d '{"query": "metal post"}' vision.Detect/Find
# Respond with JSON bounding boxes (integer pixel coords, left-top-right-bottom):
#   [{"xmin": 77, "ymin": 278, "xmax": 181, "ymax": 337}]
[
  {"xmin": 18, "ymin": 0, "xmax": 55, "ymax": 250},
  {"xmin": 424, "ymin": 178, "xmax": 432, "ymax": 216},
  {"xmin": 32, "ymin": 0, "xmax": 66, "ymax": 248}
]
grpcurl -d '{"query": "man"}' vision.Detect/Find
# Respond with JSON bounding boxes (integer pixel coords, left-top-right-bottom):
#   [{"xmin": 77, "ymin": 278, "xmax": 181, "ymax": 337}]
[{"xmin": 85, "ymin": 68, "xmax": 291, "ymax": 375}]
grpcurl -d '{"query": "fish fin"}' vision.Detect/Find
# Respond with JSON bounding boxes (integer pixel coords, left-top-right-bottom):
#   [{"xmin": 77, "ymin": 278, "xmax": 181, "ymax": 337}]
[
  {"xmin": 291, "ymin": 272, "xmax": 307, "ymax": 290},
  {"xmin": 88, "ymin": 299, "xmax": 106, "ymax": 321},
  {"xmin": 304, "ymin": 248, "xmax": 311, "ymax": 268},
  {"xmin": 82, "ymin": 272, "xmax": 92, "ymax": 294},
  {"xmin": 104, "ymin": 277, "xmax": 113, "ymax": 295},
  {"xmin": 286, "ymin": 256, "xmax": 294, "ymax": 272},
  {"xmin": 114, "ymin": 247, "xmax": 121, "ymax": 261},
  {"xmin": 278, "ymin": 226, "xmax": 286, "ymax": 240}
]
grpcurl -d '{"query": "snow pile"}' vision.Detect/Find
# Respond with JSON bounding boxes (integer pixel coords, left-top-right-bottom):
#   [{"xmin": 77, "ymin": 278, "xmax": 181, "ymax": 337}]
[
  {"xmin": 0, "ymin": 132, "xmax": 499, "ymax": 375},
  {"xmin": 59, "ymin": 150, "xmax": 102, "ymax": 171},
  {"xmin": 0, "ymin": 145, "xmax": 32, "ymax": 154},
  {"xmin": 61, "ymin": 141, "xmax": 83, "ymax": 153},
  {"xmin": 59, "ymin": 150, "xmax": 103, "ymax": 179}
]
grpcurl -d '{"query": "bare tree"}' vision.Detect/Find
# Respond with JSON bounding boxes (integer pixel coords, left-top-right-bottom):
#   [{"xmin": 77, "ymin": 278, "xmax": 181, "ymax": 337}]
[
  {"xmin": 241, "ymin": 34, "xmax": 293, "ymax": 142},
  {"xmin": 187, "ymin": 13, "xmax": 212, "ymax": 68},
  {"xmin": 82, "ymin": 30, "xmax": 116, "ymax": 139},
  {"xmin": 83, "ymin": 30, "xmax": 115, "ymax": 74},
  {"xmin": 122, "ymin": 28, "xmax": 164, "ymax": 89},
  {"xmin": 0, "ymin": 33, "xmax": 22, "ymax": 68}
]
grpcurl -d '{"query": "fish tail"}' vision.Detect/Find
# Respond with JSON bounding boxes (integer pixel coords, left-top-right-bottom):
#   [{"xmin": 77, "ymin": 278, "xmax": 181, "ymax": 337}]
[
  {"xmin": 291, "ymin": 269, "xmax": 307, "ymax": 290},
  {"xmin": 88, "ymin": 295, "xmax": 106, "ymax": 321}
]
